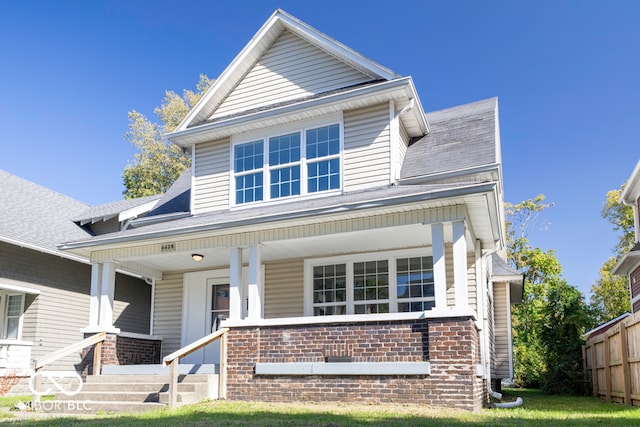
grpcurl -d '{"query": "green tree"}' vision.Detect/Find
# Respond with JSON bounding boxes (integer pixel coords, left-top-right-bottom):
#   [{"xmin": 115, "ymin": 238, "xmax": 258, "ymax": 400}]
[
  {"xmin": 539, "ymin": 279, "xmax": 591, "ymax": 395},
  {"xmin": 506, "ymin": 195, "xmax": 591, "ymax": 393},
  {"xmin": 589, "ymin": 185, "xmax": 634, "ymax": 323},
  {"xmin": 122, "ymin": 74, "xmax": 214, "ymax": 199}
]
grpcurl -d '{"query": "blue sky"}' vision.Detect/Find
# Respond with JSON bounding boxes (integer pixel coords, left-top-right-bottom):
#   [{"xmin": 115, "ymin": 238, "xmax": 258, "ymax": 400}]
[{"xmin": 0, "ymin": 1, "xmax": 638, "ymax": 297}]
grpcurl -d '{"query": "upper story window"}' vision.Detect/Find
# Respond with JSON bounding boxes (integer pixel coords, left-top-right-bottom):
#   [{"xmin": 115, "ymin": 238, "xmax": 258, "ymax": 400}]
[{"xmin": 232, "ymin": 119, "xmax": 342, "ymax": 206}]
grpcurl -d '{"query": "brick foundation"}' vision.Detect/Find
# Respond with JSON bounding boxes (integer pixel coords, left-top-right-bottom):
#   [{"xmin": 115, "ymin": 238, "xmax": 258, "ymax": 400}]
[
  {"xmin": 80, "ymin": 333, "xmax": 161, "ymax": 376},
  {"xmin": 226, "ymin": 317, "xmax": 484, "ymax": 411}
]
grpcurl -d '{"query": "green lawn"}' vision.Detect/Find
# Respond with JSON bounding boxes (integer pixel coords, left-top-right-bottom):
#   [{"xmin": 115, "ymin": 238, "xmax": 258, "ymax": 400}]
[{"xmin": 1, "ymin": 389, "xmax": 639, "ymax": 426}]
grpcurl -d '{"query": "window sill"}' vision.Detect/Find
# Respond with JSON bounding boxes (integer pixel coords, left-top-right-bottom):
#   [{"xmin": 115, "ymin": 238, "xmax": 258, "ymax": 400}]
[{"xmin": 255, "ymin": 361, "xmax": 430, "ymax": 376}]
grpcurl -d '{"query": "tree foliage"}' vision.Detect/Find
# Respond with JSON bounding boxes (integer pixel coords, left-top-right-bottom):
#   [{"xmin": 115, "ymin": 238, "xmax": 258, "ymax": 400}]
[
  {"xmin": 589, "ymin": 185, "xmax": 634, "ymax": 324},
  {"xmin": 122, "ymin": 74, "xmax": 214, "ymax": 199},
  {"xmin": 507, "ymin": 195, "xmax": 590, "ymax": 394}
]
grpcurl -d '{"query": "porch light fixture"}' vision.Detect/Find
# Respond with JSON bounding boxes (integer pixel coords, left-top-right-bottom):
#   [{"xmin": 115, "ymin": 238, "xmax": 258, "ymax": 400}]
[{"xmin": 191, "ymin": 253, "xmax": 204, "ymax": 262}]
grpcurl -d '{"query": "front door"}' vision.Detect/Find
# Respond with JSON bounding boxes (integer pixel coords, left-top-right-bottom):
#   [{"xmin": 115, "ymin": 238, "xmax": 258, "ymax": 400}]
[{"xmin": 181, "ymin": 270, "xmax": 230, "ymax": 365}]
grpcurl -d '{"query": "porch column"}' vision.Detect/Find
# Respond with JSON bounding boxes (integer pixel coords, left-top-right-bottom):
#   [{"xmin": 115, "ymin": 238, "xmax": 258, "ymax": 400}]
[
  {"xmin": 89, "ymin": 263, "xmax": 102, "ymax": 327},
  {"xmin": 431, "ymin": 223, "xmax": 447, "ymax": 309},
  {"xmin": 247, "ymin": 245, "xmax": 263, "ymax": 319},
  {"xmin": 452, "ymin": 221, "xmax": 469, "ymax": 308},
  {"xmin": 229, "ymin": 247, "xmax": 243, "ymax": 320},
  {"xmin": 98, "ymin": 262, "xmax": 116, "ymax": 329}
]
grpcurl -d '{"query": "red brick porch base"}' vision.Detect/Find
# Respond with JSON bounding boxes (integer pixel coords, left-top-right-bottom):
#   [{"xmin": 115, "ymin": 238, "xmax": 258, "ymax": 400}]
[
  {"xmin": 226, "ymin": 317, "xmax": 484, "ymax": 411},
  {"xmin": 80, "ymin": 333, "xmax": 161, "ymax": 377}
]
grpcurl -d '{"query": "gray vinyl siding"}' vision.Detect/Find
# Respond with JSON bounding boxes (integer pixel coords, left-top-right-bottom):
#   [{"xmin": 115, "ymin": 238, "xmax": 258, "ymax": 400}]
[
  {"xmin": 493, "ymin": 282, "xmax": 510, "ymax": 378},
  {"xmin": 113, "ymin": 275, "xmax": 152, "ymax": 334},
  {"xmin": 212, "ymin": 30, "xmax": 371, "ymax": 120},
  {"xmin": 152, "ymin": 272, "xmax": 184, "ymax": 358},
  {"xmin": 343, "ymin": 103, "xmax": 391, "ymax": 192},
  {"xmin": 193, "ymin": 138, "xmax": 230, "ymax": 214},
  {"xmin": 264, "ymin": 259, "xmax": 304, "ymax": 319},
  {"xmin": 0, "ymin": 242, "xmax": 149, "ymax": 371},
  {"xmin": 398, "ymin": 122, "xmax": 410, "ymax": 175}
]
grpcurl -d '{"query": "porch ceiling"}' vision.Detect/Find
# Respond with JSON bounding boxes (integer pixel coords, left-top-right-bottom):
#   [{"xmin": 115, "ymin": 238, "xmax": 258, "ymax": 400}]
[{"xmin": 113, "ymin": 223, "xmax": 435, "ymax": 276}]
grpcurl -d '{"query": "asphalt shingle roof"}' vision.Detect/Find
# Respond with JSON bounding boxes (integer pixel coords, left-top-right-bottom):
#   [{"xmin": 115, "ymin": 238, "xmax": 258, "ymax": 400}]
[
  {"xmin": 72, "ymin": 195, "xmax": 162, "ymax": 223},
  {"xmin": 0, "ymin": 170, "xmax": 91, "ymax": 255},
  {"xmin": 401, "ymin": 97, "xmax": 498, "ymax": 181}
]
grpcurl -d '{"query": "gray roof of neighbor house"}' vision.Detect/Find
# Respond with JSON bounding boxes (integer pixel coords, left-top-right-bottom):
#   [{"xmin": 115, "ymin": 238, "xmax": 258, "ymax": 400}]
[
  {"xmin": 401, "ymin": 97, "xmax": 499, "ymax": 182},
  {"xmin": 72, "ymin": 195, "xmax": 162, "ymax": 224},
  {"xmin": 0, "ymin": 169, "xmax": 91, "ymax": 258}
]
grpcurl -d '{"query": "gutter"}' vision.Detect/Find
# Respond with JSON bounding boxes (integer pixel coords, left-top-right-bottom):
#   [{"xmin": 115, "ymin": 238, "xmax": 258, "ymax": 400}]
[
  {"xmin": 398, "ymin": 163, "xmax": 501, "ymax": 186},
  {"xmin": 58, "ymin": 182, "xmax": 498, "ymax": 251}
]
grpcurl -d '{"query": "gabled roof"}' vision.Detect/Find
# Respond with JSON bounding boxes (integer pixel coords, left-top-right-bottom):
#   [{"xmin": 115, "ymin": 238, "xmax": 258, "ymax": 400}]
[
  {"xmin": 59, "ymin": 97, "xmax": 506, "ymax": 255},
  {"xmin": 0, "ymin": 169, "xmax": 91, "ymax": 261},
  {"xmin": 176, "ymin": 9, "xmax": 401, "ymax": 132},
  {"xmin": 400, "ymin": 98, "xmax": 500, "ymax": 184}
]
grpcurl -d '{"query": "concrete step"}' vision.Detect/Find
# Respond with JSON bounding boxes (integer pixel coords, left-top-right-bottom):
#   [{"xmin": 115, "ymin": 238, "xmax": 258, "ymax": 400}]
[
  {"xmin": 64, "ymin": 390, "xmax": 161, "ymax": 403},
  {"xmin": 32, "ymin": 400, "xmax": 165, "ymax": 414},
  {"xmin": 85, "ymin": 373, "xmax": 215, "ymax": 384}
]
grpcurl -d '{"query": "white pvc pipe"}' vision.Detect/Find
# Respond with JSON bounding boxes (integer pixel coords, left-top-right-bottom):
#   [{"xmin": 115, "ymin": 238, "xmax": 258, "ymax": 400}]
[{"xmin": 493, "ymin": 397, "xmax": 523, "ymax": 409}]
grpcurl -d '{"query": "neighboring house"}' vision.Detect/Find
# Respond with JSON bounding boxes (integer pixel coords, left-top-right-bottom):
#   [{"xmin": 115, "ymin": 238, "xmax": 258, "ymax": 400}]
[
  {"xmin": 0, "ymin": 170, "xmax": 153, "ymax": 376},
  {"xmin": 58, "ymin": 9, "xmax": 523, "ymax": 410},
  {"xmin": 613, "ymin": 160, "xmax": 640, "ymax": 313}
]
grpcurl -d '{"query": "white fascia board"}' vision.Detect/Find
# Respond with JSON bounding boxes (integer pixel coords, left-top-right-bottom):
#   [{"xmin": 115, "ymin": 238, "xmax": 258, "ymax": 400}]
[
  {"xmin": 0, "ymin": 282, "xmax": 41, "ymax": 295},
  {"xmin": 118, "ymin": 200, "xmax": 160, "ymax": 223},
  {"xmin": 175, "ymin": 9, "xmax": 401, "ymax": 131},
  {"xmin": 169, "ymin": 78, "xmax": 419, "ymax": 147},
  {"xmin": 620, "ymin": 160, "xmax": 640, "ymax": 205},
  {"xmin": 612, "ymin": 251, "xmax": 640, "ymax": 276}
]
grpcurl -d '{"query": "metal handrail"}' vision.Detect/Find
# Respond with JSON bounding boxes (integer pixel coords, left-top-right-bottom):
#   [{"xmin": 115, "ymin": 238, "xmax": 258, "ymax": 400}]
[{"xmin": 162, "ymin": 327, "xmax": 229, "ymax": 408}]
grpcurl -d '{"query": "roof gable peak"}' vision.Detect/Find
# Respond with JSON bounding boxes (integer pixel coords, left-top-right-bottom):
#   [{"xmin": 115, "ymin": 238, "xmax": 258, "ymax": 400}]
[{"xmin": 175, "ymin": 9, "xmax": 401, "ymax": 131}]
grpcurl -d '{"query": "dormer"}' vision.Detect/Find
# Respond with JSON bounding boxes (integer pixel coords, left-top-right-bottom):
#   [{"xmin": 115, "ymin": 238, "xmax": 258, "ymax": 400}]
[{"xmin": 168, "ymin": 9, "xmax": 428, "ymax": 215}]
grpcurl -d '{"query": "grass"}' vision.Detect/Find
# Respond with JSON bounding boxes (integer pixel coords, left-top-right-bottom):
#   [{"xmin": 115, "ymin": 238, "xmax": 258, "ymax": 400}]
[{"xmin": 0, "ymin": 389, "xmax": 638, "ymax": 426}]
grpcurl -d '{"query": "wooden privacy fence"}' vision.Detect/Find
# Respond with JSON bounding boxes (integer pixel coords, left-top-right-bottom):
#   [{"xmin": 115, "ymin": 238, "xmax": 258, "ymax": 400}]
[{"xmin": 584, "ymin": 311, "xmax": 640, "ymax": 406}]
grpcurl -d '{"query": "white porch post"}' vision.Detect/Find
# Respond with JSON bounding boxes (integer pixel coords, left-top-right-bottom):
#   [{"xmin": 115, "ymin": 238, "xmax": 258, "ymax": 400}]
[
  {"xmin": 89, "ymin": 263, "xmax": 102, "ymax": 327},
  {"xmin": 452, "ymin": 221, "xmax": 469, "ymax": 308},
  {"xmin": 431, "ymin": 223, "xmax": 447, "ymax": 309},
  {"xmin": 98, "ymin": 261, "xmax": 116, "ymax": 329},
  {"xmin": 247, "ymin": 245, "xmax": 263, "ymax": 319},
  {"xmin": 229, "ymin": 247, "xmax": 243, "ymax": 320}
]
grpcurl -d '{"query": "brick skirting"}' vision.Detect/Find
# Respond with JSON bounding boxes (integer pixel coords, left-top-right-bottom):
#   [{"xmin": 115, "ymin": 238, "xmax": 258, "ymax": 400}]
[
  {"xmin": 80, "ymin": 333, "xmax": 161, "ymax": 376},
  {"xmin": 226, "ymin": 317, "xmax": 484, "ymax": 411}
]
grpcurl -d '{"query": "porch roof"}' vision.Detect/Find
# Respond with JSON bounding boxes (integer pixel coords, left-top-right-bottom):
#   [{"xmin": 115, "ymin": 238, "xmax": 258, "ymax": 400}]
[{"xmin": 59, "ymin": 180, "xmax": 500, "ymax": 254}]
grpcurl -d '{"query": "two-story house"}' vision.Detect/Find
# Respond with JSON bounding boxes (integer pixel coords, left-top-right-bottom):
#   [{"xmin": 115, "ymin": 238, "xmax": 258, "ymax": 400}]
[{"xmin": 59, "ymin": 9, "xmax": 522, "ymax": 411}]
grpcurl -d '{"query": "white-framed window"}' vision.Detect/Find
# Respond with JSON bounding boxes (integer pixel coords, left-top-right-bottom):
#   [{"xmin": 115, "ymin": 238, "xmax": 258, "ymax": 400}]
[
  {"xmin": 0, "ymin": 292, "xmax": 25, "ymax": 340},
  {"xmin": 305, "ymin": 248, "xmax": 435, "ymax": 316},
  {"xmin": 231, "ymin": 115, "xmax": 343, "ymax": 206}
]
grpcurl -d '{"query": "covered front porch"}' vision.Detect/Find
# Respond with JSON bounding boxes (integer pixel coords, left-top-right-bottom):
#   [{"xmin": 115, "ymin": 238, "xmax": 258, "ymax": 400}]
[{"xmin": 65, "ymin": 197, "xmax": 500, "ymax": 410}]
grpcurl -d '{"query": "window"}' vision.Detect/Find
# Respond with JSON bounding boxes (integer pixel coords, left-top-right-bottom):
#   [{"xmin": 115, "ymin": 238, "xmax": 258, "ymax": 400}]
[
  {"xmin": 396, "ymin": 256, "xmax": 435, "ymax": 312},
  {"xmin": 307, "ymin": 250, "xmax": 434, "ymax": 316},
  {"xmin": 232, "ymin": 121, "xmax": 342, "ymax": 205},
  {"xmin": 0, "ymin": 293, "xmax": 24, "ymax": 340}
]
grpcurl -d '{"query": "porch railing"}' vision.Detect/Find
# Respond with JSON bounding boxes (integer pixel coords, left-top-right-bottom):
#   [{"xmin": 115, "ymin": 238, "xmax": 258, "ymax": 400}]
[
  {"xmin": 32, "ymin": 332, "xmax": 106, "ymax": 402},
  {"xmin": 162, "ymin": 327, "xmax": 229, "ymax": 409}
]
